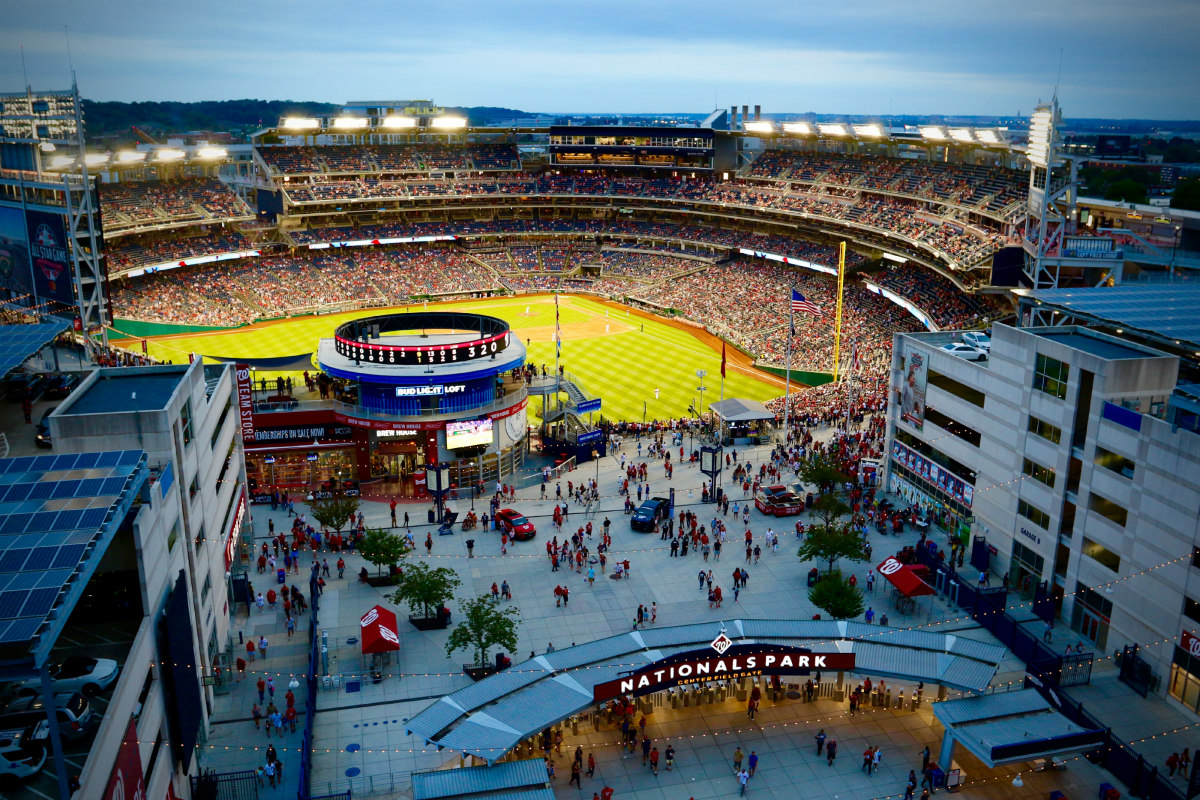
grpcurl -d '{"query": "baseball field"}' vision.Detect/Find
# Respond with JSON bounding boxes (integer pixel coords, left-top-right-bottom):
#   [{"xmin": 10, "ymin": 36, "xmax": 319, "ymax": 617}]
[{"xmin": 111, "ymin": 294, "xmax": 787, "ymax": 422}]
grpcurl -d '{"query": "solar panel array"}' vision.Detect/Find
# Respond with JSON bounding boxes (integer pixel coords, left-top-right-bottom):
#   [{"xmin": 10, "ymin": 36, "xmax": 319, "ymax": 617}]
[
  {"xmin": 0, "ymin": 321, "xmax": 70, "ymax": 379},
  {"xmin": 0, "ymin": 449, "xmax": 144, "ymax": 647}
]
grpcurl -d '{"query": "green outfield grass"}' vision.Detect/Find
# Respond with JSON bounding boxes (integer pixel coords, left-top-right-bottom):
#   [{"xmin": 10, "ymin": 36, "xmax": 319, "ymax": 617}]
[{"xmin": 119, "ymin": 295, "xmax": 784, "ymax": 422}]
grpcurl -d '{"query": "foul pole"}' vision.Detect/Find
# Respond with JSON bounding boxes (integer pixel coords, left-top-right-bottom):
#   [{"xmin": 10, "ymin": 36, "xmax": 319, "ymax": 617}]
[
  {"xmin": 782, "ymin": 290, "xmax": 794, "ymax": 440},
  {"xmin": 831, "ymin": 241, "xmax": 846, "ymax": 381}
]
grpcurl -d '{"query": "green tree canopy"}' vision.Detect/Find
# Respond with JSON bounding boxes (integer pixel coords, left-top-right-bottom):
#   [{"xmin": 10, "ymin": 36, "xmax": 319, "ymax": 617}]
[
  {"xmin": 797, "ymin": 523, "xmax": 867, "ymax": 574},
  {"xmin": 309, "ymin": 495, "xmax": 360, "ymax": 533},
  {"xmin": 811, "ymin": 492, "xmax": 850, "ymax": 530},
  {"xmin": 390, "ymin": 561, "xmax": 461, "ymax": 619},
  {"xmin": 809, "ymin": 572, "xmax": 865, "ymax": 619},
  {"xmin": 1104, "ymin": 178, "xmax": 1149, "ymax": 204},
  {"xmin": 358, "ymin": 528, "xmax": 411, "ymax": 577},
  {"xmin": 798, "ymin": 453, "xmax": 848, "ymax": 495},
  {"xmin": 1172, "ymin": 178, "xmax": 1200, "ymax": 211},
  {"xmin": 445, "ymin": 595, "xmax": 520, "ymax": 668}
]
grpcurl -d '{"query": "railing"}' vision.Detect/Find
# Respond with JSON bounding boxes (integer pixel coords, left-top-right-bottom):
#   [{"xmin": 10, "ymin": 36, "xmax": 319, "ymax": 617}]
[{"xmin": 331, "ymin": 386, "xmax": 528, "ymax": 423}]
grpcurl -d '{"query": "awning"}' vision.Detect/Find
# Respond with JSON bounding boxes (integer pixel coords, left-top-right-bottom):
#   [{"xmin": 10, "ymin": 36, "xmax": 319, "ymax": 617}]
[
  {"xmin": 878, "ymin": 556, "xmax": 936, "ymax": 598},
  {"xmin": 709, "ymin": 398, "xmax": 776, "ymax": 422},
  {"xmin": 360, "ymin": 605, "xmax": 400, "ymax": 654}
]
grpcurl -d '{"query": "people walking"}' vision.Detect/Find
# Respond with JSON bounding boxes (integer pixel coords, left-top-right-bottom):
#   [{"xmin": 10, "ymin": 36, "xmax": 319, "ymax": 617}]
[{"xmin": 815, "ymin": 729, "xmax": 826, "ymax": 755}]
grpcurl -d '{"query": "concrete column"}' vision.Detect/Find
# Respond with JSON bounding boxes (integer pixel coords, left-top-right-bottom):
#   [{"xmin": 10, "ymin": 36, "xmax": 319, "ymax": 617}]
[
  {"xmin": 836, "ymin": 670, "xmax": 844, "ymax": 689},
  {"xmin": 937, "ymin": 685, "xmax": 948, "ymax": 701},
  {"xmin": 939, "ymin": 730, "xmax": 956, "ymax": 772}
]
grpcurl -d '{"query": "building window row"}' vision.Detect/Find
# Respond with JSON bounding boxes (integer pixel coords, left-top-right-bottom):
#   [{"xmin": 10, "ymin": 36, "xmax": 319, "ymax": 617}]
[
  {"xmin": 1088, "ymin": 492, "xmax": 1129, "ymax": 528},
  {"xmin": 1018, "ymin": 499, "xmax": 1051, "ymax": 529},
  {"xmin": 1094, "ymin": 447, "xmax": 1135, "ymax": 479},
  {"xmin": 1028, "ymin": 414, "xmax": 1063, "ymax": 444},
  {"xmin": 927, "ymin": 370, "xmax": 986, "ymax": 408},
  {"xmin": 1081, "ymin": 537, "xmax": 1121, "ymax": 573},
  {"xmin": 893, "ymin": 429, "xmax": 977, "ymax": 483},
  {"xmin": 1034, "ymin": 353, "xmax": 1070, "ymax": 400},
  {"xmin": 924, "ymin": 407, "xmax": 982, "ymax": 447},
  {"xmin": 1022, "ymin": 458, "xmax": 1056, "ymax": 488}
]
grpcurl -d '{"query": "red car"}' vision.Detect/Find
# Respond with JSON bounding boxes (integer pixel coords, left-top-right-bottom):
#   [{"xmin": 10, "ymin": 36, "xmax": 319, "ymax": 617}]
[
  {"xmin": 754, "ymin": 485, "xmax": 804, "ymax": 517},
  {"xmin": 495, "ymin": 508, "xmax": 537, "ymax": 540}
]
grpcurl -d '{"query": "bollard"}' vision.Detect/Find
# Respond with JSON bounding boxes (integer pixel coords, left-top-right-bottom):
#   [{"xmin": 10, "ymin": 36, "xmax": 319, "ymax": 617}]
[{"xmin": 572, "ymin": 718, "xmax": 579, "ymax": 735}]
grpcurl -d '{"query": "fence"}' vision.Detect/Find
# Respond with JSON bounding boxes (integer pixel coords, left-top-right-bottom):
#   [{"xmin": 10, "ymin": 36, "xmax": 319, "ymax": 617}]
[
  {"xmin": 910, "ymin": 546, "xmax": 1200, "ymax": 799},
  {"xmin": 190, "ymin": 769, "xmax": 260, "ymax": 800}
]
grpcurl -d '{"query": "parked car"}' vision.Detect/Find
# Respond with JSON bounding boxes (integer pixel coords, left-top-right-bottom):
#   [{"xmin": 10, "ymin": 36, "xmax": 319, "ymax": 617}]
[
  {"xmin": 0, "ymin": 723, "xmax": 46, "ymax": 788},
  {"xmin": 494, "ymin": 508, "xmax": 536, "ymax": 541},
  {"xmin": 754, "ymin": 485, "xmax": 805, "ymax": 516},
  {"xmin": 42, "ymin": 374, "xmax": 79, "ymax": 399},
  {"xmin": 34, "ymin": 407, "xmax": 56, "ymax": 449},
  {"xmin": 960, "ymin": 331, "xmax": 991, "ymax": 354},
  {"xmin": 939, "ymin": 343, "xmax": 987, "ymax": 361},
  {"xmin": 4, "ymin": 373, "xmax": 45, "ymax": 402},
  {"xmin": 0, "ymin": 692, "xmax": 92, "ymax": 740},
  {"xmin": 631, "ymin": 497, "xmax": 671, "ymax": 532},
  {"xmin": 10, "ymin": 657, "xmax": 119, "ymax": 697}
]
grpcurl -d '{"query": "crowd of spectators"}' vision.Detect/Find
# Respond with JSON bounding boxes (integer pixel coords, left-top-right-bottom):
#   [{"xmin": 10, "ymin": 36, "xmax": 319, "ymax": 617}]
[
  {"xmin": 870, "ymin": 264, "xmax": 1000, "ymax": 329},
  {"xmin": 635, "ymin": 261, "xmax": 920, "ymax": 377},
  {"xmin": 276, "ymin": 171, "xmax": 1003, "ymax": 266},
  {"xmin": 259, "ymin": 144, "xmax": 521, "ymax": 175},
  {"xmin": 105, "ymin": 229, "xmax": 252, "ymax": 272},
  {"xmin": 99, "ymin": 178, "xmax": 251, "ymax": 230},
  {"xmin": 596, "ymin": 251, "xmax": 698, "ymax": 281}
]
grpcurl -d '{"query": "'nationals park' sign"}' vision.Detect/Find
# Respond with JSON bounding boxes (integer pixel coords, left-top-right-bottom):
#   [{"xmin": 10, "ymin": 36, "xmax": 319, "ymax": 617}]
[{"xmin": 592, "ymin": 637, "xmax": 856, "ymax": 702}]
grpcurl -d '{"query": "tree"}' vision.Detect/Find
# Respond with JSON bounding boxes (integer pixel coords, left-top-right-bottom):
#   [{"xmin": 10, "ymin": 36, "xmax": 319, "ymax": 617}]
[
  {"xmin": 1172, "ymin": 178, "xmax": 1200, "ymax": 211},
  {"xmin": 811, "ymin": 492, "xmax": 850, "ymax": 530},
  {"xmin": 797, "ymin": 523, "xmax": 867, "ymax": 574},
  {"xmin": 390, "ymin": 561, "xmax": 461, "ymax": 620},
  {"xmin": 1104, "ymin": 178, "xmax": 1149, "ymax": 205},
  {"xmin": 358, "ymin": 528, "xmax": 410, "ymax": 577},
  {"xmin": 309, "ymin": 495, "xmax": 360, "ymax": 534},
  {"xmin": 797, "ymin": 453, "xmax": 848, "ymax": 495},
  {"xmin": 445, "ymin": 595, "xmax": 520, "ymax": 668},
  {"xmin": 809, "ymin": 572, "xmax": 865, "ymax": 619}
]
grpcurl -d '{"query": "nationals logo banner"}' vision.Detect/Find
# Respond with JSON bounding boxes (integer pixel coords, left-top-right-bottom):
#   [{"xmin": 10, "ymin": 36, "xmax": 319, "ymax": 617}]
[
  {"xmin": 25, "ymin": 210, "xmax": 74, "ymax": 305},
  {"xmin": 104, "ymin": 716, "xmax": 145, "ymax": 800}
]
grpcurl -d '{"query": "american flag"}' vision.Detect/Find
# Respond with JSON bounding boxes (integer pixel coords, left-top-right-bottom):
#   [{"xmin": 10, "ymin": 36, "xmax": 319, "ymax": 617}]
[{"xmin": 791, "ymin": 289, "xmax": 823, "ymax": 317}]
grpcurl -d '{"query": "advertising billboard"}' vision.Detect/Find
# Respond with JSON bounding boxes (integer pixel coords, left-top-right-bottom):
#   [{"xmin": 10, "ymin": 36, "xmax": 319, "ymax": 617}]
[
  {"xmin": 898, "ymin": 345, "xmax": 928, "ymax": 431},
  {"xmin": 0, "ymin": 205, "xmax": 33, "ymax": 299},
  {"xmin": 446, "ymin": 418, "xmax": 493, "ymax": 448},
  {"xmin": 25, "ymin": 210, "xmax": 74, "ymax": 306}
]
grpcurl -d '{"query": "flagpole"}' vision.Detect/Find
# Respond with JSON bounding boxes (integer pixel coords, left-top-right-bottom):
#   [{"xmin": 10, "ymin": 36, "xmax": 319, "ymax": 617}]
[
  {"xmin": 783, "ymin": 291, "xmax": 793, "ymax": 443},
  {"xmin": 832, "ymin": 241, "xmax": 846, "ymax": 381},
  {"xmin": 720, "ymin": 342, "xmax": 726, "ymax": 402}
]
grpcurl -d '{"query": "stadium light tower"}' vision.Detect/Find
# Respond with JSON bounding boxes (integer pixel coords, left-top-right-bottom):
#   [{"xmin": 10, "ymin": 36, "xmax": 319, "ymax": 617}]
[{"xmin": 1020, "ymin": 97, "xmax": 1117, "ymax": 290}]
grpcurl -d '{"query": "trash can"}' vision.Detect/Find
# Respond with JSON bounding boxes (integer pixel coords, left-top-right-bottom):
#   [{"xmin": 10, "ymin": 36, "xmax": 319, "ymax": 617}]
[
  {"xmin": 277, "ymin": 568, "xmax": 286, "ymax": 584},
  {"xmin": 428, "ymin": 508, "xmax": 436, "ymax": 524}
]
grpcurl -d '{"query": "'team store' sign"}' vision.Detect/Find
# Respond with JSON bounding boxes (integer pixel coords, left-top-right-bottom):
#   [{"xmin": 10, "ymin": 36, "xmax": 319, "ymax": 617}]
[{"xmin": 592, "ymin": 637, "xmax": 856, "ymax": 702}]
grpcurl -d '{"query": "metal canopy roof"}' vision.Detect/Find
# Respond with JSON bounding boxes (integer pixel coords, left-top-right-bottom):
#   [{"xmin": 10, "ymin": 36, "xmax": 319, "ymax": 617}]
[
  {"xmin": 1021, "ymin": 284, "xmax": 1200, "ymax": 352},
  {"xmin": 933, "ymin": 689, "xmax": 1106, "ymax": 768},
  {"xmin": 709, "ymin": 398, "xmax": 776, "ymax": 422},
  {"xmin": 0, "ymin": 320, "xmax": 69, "ymax": 380},
  {"xmin": 411, "ymin": 758, "xmax": 549, "ymax": 800},
  {"xmin": 0, "ymin": 450, "xmax": 146, "ymax": 660},
  {"xmin": 407, "ymin": 618, "xmax": 1006, "ymax": 763}
]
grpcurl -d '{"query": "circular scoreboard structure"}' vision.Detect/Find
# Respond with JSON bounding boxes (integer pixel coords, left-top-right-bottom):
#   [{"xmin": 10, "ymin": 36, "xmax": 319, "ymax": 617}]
[{"xmin": 334, "ymin": 311, "xmax": 512, "ymax": 367}]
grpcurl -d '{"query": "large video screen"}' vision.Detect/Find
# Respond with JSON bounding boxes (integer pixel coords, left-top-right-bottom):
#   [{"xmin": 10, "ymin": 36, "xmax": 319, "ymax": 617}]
[
  {"xmin": 0, "ymin": 205, "xmax": 33, "ymax": 299},
  {"xmin": 446, "ymin": 418, "xmax": 493, "ymax": 449}
]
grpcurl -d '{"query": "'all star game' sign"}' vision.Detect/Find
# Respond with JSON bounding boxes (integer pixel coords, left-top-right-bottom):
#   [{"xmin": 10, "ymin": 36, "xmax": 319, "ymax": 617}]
[{"xmin": 592, "ymin": 635, "xmax": 856, "ymax": 702}]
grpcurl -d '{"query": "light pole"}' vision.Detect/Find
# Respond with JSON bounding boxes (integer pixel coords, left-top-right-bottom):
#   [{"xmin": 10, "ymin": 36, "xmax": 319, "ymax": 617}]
[
  {"xmin": 695, "ymin": 369, "xmax": 708, "ymax": 428},
  {"xmin": 1171, "ymin": 224, "xmax": 1182, "ymax": 282}
]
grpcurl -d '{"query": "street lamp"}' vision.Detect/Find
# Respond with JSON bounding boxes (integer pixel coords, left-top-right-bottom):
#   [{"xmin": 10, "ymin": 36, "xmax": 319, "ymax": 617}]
[{"xmin": 1172, "ymin": 224, "xmax": 1182, "ymax": 281}]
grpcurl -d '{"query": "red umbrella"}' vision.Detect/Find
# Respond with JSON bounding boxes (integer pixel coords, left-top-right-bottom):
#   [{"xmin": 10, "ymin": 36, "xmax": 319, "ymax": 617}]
[
  {"xmin": 877, "ymin": 556, "xmax": 936, "ymax": 598},
  {"xmin": 360, "ymin": 605, "xmax": 400, "ymax": 654}
]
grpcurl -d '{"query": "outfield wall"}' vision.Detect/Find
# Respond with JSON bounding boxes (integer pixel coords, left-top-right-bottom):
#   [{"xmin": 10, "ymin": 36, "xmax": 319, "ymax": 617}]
[
  {"xmin": 110, "ymin": 318, "xmax": 241, "ymax": 338},
  {"xmin": 756, "ymin": 365, "xmax": 834, "ymax": 387}
]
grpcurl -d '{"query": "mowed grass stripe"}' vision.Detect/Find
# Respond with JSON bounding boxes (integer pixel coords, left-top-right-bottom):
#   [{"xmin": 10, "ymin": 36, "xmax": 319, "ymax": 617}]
[{"xmin": 129, "ymin": 295, "xmax": 782, "ymax": 421}]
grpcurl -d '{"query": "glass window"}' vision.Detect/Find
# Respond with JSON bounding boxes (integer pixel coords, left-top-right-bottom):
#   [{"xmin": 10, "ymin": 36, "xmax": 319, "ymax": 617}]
[
  {"xmin": 1095, "ymin": 447, "xmax": 1135, "ymax": 479},
  {"xmin": 166, "ymin": 522, "xmax": 178, "ymax": 552},
  {"xmin": 1088, "ymin": 492, "xmax": 1128, "ymax": 528},
  {"xmin": 924, "ymin": 408, "xmax": 981, "ymax": 446},
  {"xmin": 1018, "ymin": 499, "xmax": 1050, "ymax": 529},
  {"xmin": 1082, "ymin": 537, "xmax": 1121, "ymax": 572},
  {"xmin": 1034, "ymin": 353, "xmax": 1070, "ymax": 399},
  {"xmin": 1022, "ymin": 458, "xmax": 1056, "ymax": 487},
  {"xmin": 211, "ymin": 401, "xmax": 232, "ymax": 449},
  {"xmin": 180, "ymin": 400, "xmax": 193, "ymax": 448},
  {"xmin": 1028, "ymin": 414, "xmax": 1063, "ymax": 444}
]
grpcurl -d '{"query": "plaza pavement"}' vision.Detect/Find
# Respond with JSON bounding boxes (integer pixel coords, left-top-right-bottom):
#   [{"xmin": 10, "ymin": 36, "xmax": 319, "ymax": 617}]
[{"xmin": 195, "ymin": 431, "xmax": 1184, "ymax": 800}]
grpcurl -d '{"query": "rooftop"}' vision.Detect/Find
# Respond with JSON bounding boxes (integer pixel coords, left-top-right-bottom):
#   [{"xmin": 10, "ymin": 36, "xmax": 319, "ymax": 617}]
[
  {"xmin": 1018, "ymin": 284, "xmax": 1200, "ymax": 353},
  {"xmin": 0, "ymin": 320, "xmax": 70, "ymax": 379},
  {"xmin": 1034, "ymin": 331, "xmax": 1154, "ymax": 360},
  {"xmin": 61, "ymin": 366, "xmax": 188, "ymax": 416},
  {"xmin": 0, "ymin": 449, "xmax": 146, "ymax": 658}
]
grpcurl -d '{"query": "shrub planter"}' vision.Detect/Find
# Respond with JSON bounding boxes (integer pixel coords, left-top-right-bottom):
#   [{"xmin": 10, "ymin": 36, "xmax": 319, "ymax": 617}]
[
  {"xmin": 366, "ymin": 575, "xmax": 396, "ymax": 588},
  {"xmin": 463, "ymin": 664, "xmax": 500, "ymax": 681},
  {"xmin": 408, "ymin": 615, "xmax": 448, "ymax": 631}
]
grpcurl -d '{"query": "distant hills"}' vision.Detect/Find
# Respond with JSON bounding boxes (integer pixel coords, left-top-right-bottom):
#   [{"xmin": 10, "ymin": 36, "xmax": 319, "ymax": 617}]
[{"xmin": 79, "ymin": 99, "xmax": 1200, "ymax": 142}]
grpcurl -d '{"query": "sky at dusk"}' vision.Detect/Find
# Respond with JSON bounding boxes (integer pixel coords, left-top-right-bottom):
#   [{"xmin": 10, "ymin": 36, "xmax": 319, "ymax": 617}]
[{"xmin": 2, "ymin": 0, "xmax": 1197, "ymax": 119}]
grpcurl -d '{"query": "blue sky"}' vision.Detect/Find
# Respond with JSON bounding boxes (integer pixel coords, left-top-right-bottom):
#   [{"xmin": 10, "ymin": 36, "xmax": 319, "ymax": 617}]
[{"xmin": 2, "ymin": 0, "xmax": 1197, "ymax": 118}]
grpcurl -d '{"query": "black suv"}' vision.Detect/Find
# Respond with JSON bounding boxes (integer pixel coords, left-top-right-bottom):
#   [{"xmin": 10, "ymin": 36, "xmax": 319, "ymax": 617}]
[{"xmin": 631, "ymin": 497, "xmax": 671, "ymax": 532}]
